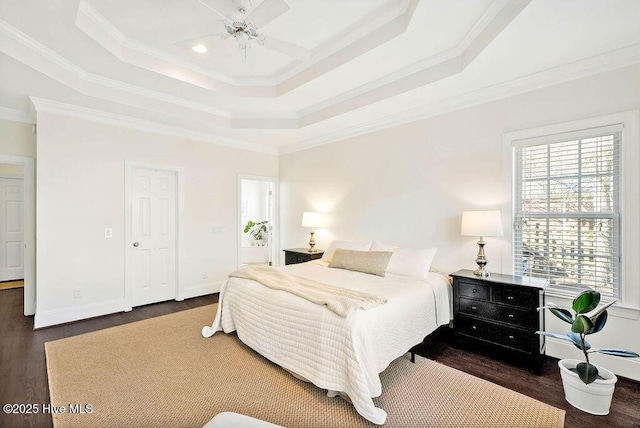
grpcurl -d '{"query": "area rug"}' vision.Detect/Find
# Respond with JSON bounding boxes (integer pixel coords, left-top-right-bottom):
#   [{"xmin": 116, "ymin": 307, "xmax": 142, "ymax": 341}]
[{"xmin": 45, "ymin": 304, "xmax": 565, "ymax": 427}]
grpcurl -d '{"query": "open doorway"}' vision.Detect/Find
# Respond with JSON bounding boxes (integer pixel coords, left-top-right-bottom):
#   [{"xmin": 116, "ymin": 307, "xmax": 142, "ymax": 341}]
[
  {"xmin": 0, "ymin": 155, "xmax": 35, "ymax": 316},
  {"xmin": 238, "ymin": 175, "xmax": 278, "ymax": 268},
  {"xmin": 0, "ymin": 163, "xmax": 24, "ymax": 290}
]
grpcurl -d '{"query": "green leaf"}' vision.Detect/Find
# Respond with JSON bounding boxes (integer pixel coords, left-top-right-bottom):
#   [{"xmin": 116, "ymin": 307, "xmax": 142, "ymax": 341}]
[
  {"xmin": 549, "ymin": 307, "xmax": 574, "ymax": 324},
  {"xmin": 597, "ymin": 349, "xmax": 640, "ymax": 358},
  {"xmin": 572, "ymin": 290, "xmax": 600, "ymax": 314},
  {"xmin": 571, "ymin": 315, "xmax": 594, "ymax": 334},
  {"xmin": 243, "ymin": 221, "xmax": 255, "ymax": 233},
  {"xmin": 588, "ymin": 299, "xmax": 616, "ymax": 320},
  {"xmin": 536, "ymin": 331, "xmax": 574, "ymax": 343},
  {"xmin": 576, "ymin": 362, "xmax": 599, "ymax": 384},
  {"xmin": 567, "ymin": 331, "xmax": 590, "ymax": 351},
  {"xmin": 588, "ymin": 310, "xmax": 608, "ymax": 334}
]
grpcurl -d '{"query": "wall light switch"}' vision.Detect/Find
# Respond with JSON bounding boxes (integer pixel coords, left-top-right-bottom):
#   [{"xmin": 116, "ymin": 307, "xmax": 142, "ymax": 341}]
[
  {"xmin": 212, "ymin": 226, "xmax": 223, "ymax": 235},
  {"xmin": 104, "ymin": 228, "xmax": 113, "ymax": 238}
]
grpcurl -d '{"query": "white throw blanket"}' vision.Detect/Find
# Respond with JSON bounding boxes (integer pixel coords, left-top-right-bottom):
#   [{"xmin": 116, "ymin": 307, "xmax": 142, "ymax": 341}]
[{"xmin": 228, "ymin": 267, "xmax": 387, "ymax": 317}]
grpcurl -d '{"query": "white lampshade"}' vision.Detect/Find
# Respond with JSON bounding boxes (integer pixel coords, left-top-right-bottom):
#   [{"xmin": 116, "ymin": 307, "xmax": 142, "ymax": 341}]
[
  {"xmin": 301, "ymin": 211, "xmax": 327, "ymax": 228},
  {"xmin": 461, "ymin": 210, "xmax": 503, "ymax": 237}
]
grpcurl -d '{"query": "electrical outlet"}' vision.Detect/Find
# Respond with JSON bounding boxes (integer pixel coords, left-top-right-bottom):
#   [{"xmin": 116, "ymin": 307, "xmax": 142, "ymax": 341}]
[
  {"xmin": 73, "ymin": 288, "xmax": 82, "ymax": 299},
  {"xmin": 202, "ymin": 272, "xmax": 208, "ymax": 279},
  {"xmin": 212, "ymin": 226, "xmax": 223, "ymax": 235},
  {"xmin": 104, "ymin": 228, "xmax": 113, "ymax": 238}
]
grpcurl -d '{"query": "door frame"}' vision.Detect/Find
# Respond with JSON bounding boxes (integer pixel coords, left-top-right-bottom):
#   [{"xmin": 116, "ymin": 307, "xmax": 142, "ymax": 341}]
[
  {"xmin": 237, "ymin": 174, "xmax": 279, "ymax": 269},
  {"xmin": 0, "ymin": 155, "xmax": 35, "ymax": 316},
  {"xmin": 124, "ymin": 161, "xmax": 182, "ymax": 311}
]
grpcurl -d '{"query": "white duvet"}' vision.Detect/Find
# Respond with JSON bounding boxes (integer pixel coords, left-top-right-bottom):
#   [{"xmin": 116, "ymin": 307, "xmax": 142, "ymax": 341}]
[{"xmin": 202, "ymin": 261, "xmax": 451, "ymax": 425}]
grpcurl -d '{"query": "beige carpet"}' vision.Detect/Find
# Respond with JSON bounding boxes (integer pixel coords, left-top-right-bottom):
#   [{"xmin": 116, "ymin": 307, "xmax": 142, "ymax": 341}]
[
  {"xmin": 45, "ymin": 305, "xmax": 565, "ymax": 428},
  {"xmin": 0, "ymin": 279, "xmax": 23, "ymax": 290}
]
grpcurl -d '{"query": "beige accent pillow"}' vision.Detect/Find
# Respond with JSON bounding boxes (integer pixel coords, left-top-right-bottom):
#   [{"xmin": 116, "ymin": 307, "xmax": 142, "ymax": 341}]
[{"xmin": 328, "ymin": 249, "xmax": 393, "ymax": 277}]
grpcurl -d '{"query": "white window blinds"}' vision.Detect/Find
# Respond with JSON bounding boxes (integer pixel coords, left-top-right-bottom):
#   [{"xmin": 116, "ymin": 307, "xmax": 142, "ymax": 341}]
[{"xmin": 513, "ymin": 124, "xmax": 622, "ymax": 298}]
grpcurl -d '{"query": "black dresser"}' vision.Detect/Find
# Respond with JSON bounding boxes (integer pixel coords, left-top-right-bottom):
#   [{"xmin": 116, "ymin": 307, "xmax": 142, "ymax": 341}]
[
  {"xmin": 283, "ymin": 248, "xmax": 324, "ymax": 265},
  {"xmin": 450, "ymin": 269, "xmax": 547, "ymax": 372}
]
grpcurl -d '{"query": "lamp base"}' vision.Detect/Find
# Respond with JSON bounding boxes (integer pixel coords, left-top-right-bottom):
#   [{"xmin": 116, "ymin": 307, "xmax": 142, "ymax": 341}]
[
  {"xmin": 308, "ymin": 230, "xmax": 316, "ymax": 252},
  {"xmin": 473, "ymin": 237, "xmax": 491, "ymax": 277},
  {"xmin": 473, "ymin": 267, "xmax": 490, "ymax": 277}
]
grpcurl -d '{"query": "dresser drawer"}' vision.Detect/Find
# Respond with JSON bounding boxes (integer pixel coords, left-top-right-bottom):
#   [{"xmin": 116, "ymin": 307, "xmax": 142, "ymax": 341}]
[
  {"xmin": 459, "ymin": 298, "xmax": 534, "ymax": 329},
  {"xmin": 495, "ymin": 305, "xmax": 534, "ymax": 329},
  {"xmin": 285, "ymin": 253, "xmax": 299, "ymax": 265},
  {"xmin": 494, "ymin": 287, "xmax": 536, "ymax": 308},
  {"xmin": 456, "ymin": 317, "xmax": 533, "ymax": 352},
  {"xmin": 457, "ymin": 280, "xmax": 490, "ymax": 300},
  {"xmin": 459, "ymin": 298, "xmax": 496, "ymax": 318}
]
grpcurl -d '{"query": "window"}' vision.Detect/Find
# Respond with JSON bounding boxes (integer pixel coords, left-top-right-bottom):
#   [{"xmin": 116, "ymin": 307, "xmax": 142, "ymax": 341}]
[{"xmin": 513, "ymin": 125, "xmax": 621, "ymax": 298}]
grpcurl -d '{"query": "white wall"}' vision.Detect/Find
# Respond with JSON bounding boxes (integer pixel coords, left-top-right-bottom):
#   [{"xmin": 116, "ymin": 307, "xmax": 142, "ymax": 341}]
[
  {"xmin": 279, "ymin": 63, "xmax": 640, "ymax": 380},
  {"xmin": 0, "ymin": 118, "xmax": 36, "ymax": 158},
  {"xmin": 34, "ymin": 111, "xmax": 277, "ymax": 327}
]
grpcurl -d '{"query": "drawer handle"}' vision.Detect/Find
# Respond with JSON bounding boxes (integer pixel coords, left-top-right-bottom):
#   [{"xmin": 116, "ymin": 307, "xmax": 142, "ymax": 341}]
[
  {"xmin": 507, "ymin": 296, "xmax": 515, "ymax": 300},
  {"xmin": 472, "ymin": 289, "xmax": 478, "ymax": 293},
  {"xmin": 508, "ymin": 335, "xmax": 514, "ymax": 339},
  {"xmin": 471, "ymin": 306, "xmax": 477, "ymax": 310},
  {"xmin": 508, "ymin": 314, "xmax": 514, "ymax": 318},
  {"xmin": 472, "ymin": 325, "xmax": 477, "ymax": 330}
]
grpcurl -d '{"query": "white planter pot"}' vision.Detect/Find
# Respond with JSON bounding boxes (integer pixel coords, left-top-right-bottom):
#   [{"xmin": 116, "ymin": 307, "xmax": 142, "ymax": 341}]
[{"xmin": 558, "ymin": 359, "xmax": 617, "ymax": 415}]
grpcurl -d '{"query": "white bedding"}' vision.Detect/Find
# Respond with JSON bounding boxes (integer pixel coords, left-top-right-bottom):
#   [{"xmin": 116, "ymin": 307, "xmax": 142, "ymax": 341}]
[{"xmin": 202, "ymin": 260, "xmax": 451, "ymax": 425}]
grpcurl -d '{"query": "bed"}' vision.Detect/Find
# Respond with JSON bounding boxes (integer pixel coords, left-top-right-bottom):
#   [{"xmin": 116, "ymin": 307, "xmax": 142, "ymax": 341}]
[{"xmin": 202, "ymin": 242, "xmax": 451, "ymax": 425}]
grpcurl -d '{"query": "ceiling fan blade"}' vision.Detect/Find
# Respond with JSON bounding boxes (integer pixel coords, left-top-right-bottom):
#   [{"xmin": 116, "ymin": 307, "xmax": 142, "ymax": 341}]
[
  {"xmin": 247, "ymin": 0, "xmax": 290, "ymax": 28},
  {"xmin": 262, "ymin": 36, "xmax": 310, "ymax": 61},
  {"xmin": 198, "ymin": 0, "xmax": 237, "ymax": 21}
]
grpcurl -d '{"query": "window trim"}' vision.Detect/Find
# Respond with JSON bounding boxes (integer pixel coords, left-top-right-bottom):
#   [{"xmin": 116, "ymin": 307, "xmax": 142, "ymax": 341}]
[{"xmin": 502, "ymin": 111, "xmax": 640, "ymax": 310}]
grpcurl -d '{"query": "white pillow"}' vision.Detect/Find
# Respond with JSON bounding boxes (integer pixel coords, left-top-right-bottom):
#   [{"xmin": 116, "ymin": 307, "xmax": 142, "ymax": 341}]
[
  {"xmin": 321, "ymin": 240, "xmax": 372, "ymax": 263},
  {"xmin": 386, "ymin": 247, "xmax": 437, "ymax": 279},
  {"xmin": 370, "ymin": 241, "xmax": 398, "ymax": 252}
]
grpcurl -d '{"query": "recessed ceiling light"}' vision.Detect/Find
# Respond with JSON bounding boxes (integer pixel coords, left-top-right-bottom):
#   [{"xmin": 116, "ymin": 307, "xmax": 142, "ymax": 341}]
[{"xmin": 192, "ymin": 44, "xmax": 207, "ymax": 53}]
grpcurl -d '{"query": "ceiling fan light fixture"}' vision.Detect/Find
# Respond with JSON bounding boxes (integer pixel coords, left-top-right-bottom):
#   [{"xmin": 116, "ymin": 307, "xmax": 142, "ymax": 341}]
[{"xmin": 231, "ymin": 21, "xmax": 247, "ymax": 30}]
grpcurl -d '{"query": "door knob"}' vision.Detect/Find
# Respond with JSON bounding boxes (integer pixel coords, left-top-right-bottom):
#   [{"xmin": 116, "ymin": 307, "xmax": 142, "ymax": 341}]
[{"xmin": 133, "ymin": 242, "xmax": 139, "ymax": 247}]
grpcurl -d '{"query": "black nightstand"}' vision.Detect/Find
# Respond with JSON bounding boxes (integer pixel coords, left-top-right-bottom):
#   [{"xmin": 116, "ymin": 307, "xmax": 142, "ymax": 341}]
[
  {"xmin": 283, "ymin": 248, "xmax": 324, "ymax": 265},
  {"xmin": 450, "ymin": 269, "xmax": 547, "ymax": 372}
]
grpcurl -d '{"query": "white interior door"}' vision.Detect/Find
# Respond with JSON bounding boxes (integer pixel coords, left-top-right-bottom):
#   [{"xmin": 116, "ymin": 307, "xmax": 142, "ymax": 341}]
[
  {"xmin": 130, "ymin": 167, "xmax": 177, "ymax": 307},
  {"xmin": 0, "ymin": 178, "xmax": 24, "ymax": 282}
]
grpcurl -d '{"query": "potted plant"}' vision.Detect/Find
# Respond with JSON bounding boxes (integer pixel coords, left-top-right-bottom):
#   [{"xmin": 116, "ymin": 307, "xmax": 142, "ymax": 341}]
[
  {"xmin": 538, "ymin": 289, "xmax": 639, "ymax": 415},
  {"xmin": 243, "ymin": 220, "xmax": 269, "ymax": 244}
]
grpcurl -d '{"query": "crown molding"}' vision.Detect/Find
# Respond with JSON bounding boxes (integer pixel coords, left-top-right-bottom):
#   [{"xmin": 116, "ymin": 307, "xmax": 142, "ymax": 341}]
[
  {"xmin": 0, "ymin": 19, "xmax": 233, "ymax": 120},
  {"xmin": 280, "ymin": 43, "xmax": 640, "ymax": 155},
  {"xmin": 296, "ymin": 0, "xmax": 530, "ymax": 124},
  {"xmin": 0, "ymin": 107, "xmax": 35, "ymax": 124},
  {"xmin": 29, "ymin": 97, "xmax": 277, "ymax": 155}
]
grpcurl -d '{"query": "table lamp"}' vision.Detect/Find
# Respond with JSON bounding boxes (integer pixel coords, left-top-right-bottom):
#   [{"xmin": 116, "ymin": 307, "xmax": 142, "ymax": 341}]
[
  {"xmin": 461, "ymin": 210, "xmax": 503, "ymax": 277},
  {"xmin": 301, "ymin": 211, "xmax": 326, "ymax": 252}
]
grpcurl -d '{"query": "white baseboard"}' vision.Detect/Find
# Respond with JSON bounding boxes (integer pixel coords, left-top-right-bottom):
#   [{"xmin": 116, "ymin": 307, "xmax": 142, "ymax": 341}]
[
  {"xmin": 545, "ymin": 337, "xmax": 640, "ymax": 381},
  {"xmin": 34, "ymin": 298, "xmax": 126, "ymax": 329},
  {"xmin": 182, "ymin": 281, "xmax": 224, "ymax": 300}
]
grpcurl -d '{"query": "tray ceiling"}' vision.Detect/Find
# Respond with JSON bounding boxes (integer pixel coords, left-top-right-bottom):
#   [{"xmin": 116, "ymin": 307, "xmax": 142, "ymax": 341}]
[{"xmin": 1, "ymin": 0, "xmax": 640, "ymax": 153}]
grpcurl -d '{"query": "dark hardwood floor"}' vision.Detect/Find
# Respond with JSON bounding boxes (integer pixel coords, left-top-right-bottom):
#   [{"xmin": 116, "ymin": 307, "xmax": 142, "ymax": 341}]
[{"xmin": 1, "ymin": 287, "xmax": 638, "ymax": 428}]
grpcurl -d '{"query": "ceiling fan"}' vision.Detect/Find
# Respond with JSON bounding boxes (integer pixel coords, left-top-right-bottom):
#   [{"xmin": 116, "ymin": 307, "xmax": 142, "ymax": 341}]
[{"xmin": 177, "ymin": 0, "xmax": 311, "ymax": 60}]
